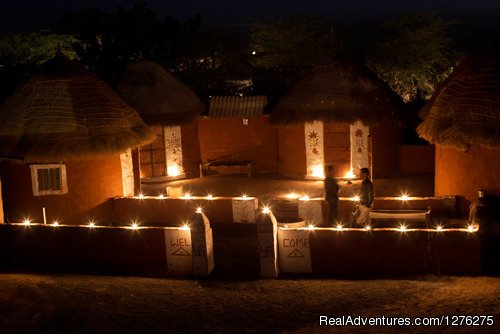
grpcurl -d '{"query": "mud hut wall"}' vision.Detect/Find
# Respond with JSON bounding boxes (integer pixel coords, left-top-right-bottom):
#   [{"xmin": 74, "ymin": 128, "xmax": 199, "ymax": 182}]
[
  {"xmin": 0, "ymin": 224, "xmax": 167, "ymax": 274},
  {"xmin": 277, "ymin": 124, "xmax": 307, "ymax": 178},
  {"xmin": 308, "ymin": 230, "xmax": 480, "ymax": 276},
  {"xmin": 181, "ymin": 121, "xmax": 202, "ymax": 177},
  {"xmin": 197, "ymin": 116, "xmax": 279, "ymax": 172},
  {"xmin": 371, "ymin": 122, "xmax": 401, "ymax": 178},
  {"xmin": 0, "ymin": 155, "xmax": 124, "ymax": 225},
  {"xmin": 323, "ymin": 122, "xmax": 350, "ymax": 177},
  {"xmin": 435, "ymin": 145, "xmax": 500, "ymax": 216},
  {"xmin": 399, "ymin": 145, "xmax": 435, "ymax": 174}
]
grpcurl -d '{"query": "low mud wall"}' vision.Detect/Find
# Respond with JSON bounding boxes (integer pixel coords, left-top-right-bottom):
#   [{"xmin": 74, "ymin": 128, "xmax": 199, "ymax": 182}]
[
  {"xmin": 258, "ymin": 213, "xmax": 481, "ymax": 277},
  {"xmin": 0, "ymin": 212, "xmax": 214, "ymax": 277}
]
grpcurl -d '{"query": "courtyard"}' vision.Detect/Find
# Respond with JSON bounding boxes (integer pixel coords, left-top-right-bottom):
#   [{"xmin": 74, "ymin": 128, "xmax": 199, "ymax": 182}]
[{"xmin": 0, "ymin": 274, "xmax": 498, "ymax": 333}]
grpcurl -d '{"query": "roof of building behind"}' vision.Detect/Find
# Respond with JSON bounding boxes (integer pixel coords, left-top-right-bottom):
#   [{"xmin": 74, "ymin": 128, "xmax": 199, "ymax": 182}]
[
  {"xmin": 0, "ymin": 55, "xmax": 154, "ymax": 162},
  {"xmin": 417, "ymin": 52, "xmax": 500, "ymax": 149},
  {"xmin": 208, "ymin": 95, "xmax": 268, "ymax": 118}
]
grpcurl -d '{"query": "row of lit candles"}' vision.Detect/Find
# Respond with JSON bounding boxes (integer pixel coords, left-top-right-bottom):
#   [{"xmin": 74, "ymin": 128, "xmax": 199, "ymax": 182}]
[
  {"xmin": 135, "ymin": 193, "xmax": 255, "ymax": 200},
  {"xmin": 17, "ymin": 216, "xmax": 478, "ymax": 234},
  {"xmin": 261, "ymin": 207, "xmax": 478, "ymax": 233},
  {"xmin": 19, "ymin": 207, "xmax": 206, "ymax": 230},
  {"xmin": 19, "ymin": 218, "xmax": 192, "ymax": 231},
  {"xmin": 134, "ymin": 192, "xmax": 413, "ymax": 202},
  {"xmin": 18, "ymin": 203, "xmax": 476, "ymax": 233},
  {"xmin": 295, "ymin": 223, "xmax": 478, "ymax": 233}
]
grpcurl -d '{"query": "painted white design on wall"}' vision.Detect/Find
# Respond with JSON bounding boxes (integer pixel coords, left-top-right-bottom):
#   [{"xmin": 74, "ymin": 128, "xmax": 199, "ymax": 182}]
[
  {"xmin": 304, "ymin": 121, "xmax": 324, "ymax": 178},
  {"xmin": 232, "ymin": 198, "xmax": 258, "ymax": 222},
  {"xmin": 120, "ymin": 149, "xmax": 134, "ymax": 197},
  {"xmin": 165, "ymin": 229, "xmax": 192, "ymax": 273},
  {"xmin": 164, "ymin": 125, "xmax": 184, "ymax": 176},
  {"xmin": 298, "ymin": 200, "xmax": 323, "ymax": 225},
  {"xmin": 350, "ymin": 121, "xmax": 369, "ymax": 175},
  {"xmin": 277, "ymin": 229, "xmax": 312, "ymax": 273}
]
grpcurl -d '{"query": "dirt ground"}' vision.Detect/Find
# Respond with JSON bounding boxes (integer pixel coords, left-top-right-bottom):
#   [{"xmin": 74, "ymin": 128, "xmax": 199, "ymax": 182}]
[
  {"xmin": 142, "ymin": 173, "xmax": 434, "ymax": 202},
  {"xmin": 0, "ymin": 274, "xmax": 498, "ymax": 333}
]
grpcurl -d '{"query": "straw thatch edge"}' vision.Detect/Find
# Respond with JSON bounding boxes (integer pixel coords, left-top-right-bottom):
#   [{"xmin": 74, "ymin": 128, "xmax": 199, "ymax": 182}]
[
  {"xmin": 0, "ymin": 124, "xmax": 154, "ymax": 162},
  {"xmin": 270, "ymin": 57, "xmax": 404, "ymax": 126}
]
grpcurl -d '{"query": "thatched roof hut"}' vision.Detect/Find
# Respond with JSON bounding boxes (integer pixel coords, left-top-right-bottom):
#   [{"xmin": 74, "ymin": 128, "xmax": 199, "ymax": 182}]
[
  {"xmin": 0, "ymin": 55, "xmax": 154, "ymax": 162},
  {"xmin": 417, "ymin": 53, "xmax": 500, "ymax": 150},
  {"xmin": 270, "ymin": 57, "xmax": 403, "ymax": 125},
  {"xmin": 116, "ymin": 60, "xmax": 204, "ymax": 125}
]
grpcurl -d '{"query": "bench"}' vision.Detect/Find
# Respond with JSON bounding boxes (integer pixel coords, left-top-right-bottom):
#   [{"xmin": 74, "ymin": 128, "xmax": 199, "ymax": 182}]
[
  {"xmin": 199, "ymin": 159, "xmax": 254, "ymax": 178},
  {"xmin": 369, "ymin": 209, "xmax": 431, "ymax": 227}
]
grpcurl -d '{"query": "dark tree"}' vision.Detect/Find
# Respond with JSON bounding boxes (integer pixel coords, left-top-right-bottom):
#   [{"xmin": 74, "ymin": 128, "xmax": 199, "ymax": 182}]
[
  {"xmin": 366, "ymin": 12, "xmax": 459, "ymax": 102},
  {"xmin": 250, "ymin": 13, "xmax": 338, "ymax": 68},
  {"xmin": 0, "ymin": 32, "xmax": 78, "ymax": 101}
]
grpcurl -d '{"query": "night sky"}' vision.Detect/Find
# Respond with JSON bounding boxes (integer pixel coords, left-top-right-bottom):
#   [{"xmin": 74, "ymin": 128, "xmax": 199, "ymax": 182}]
[{"xmin": 2, "ymin": 0, "xmax": 500, "ymax": 33}]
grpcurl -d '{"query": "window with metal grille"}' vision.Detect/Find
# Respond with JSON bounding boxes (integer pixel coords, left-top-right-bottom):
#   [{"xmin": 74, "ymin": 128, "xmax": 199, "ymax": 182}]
[{"xmin": 30, "ymin": 164, "xmax": 68, "ymax": 196}]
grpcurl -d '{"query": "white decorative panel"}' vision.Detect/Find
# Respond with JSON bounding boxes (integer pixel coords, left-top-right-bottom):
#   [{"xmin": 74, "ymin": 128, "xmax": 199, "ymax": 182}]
[
  {"xmin": 304, "ymin": 121, "xmax": 324, "ymax": 178},
  {"xmin": 164, "ymin": 125, "xmax": 184, "ymax": 177},
  {"xmin": 350, "ymin": 121, "xmax": 369, "ymax": 176},
  {"xmin": 165, "ymin": 229, "xmax": 192, "ymax": 273},
  {"xmin": 298, "ymin": 200, "xmax": 323, "ymax": 225},
  {"xmin": 120, "ymin": 149, "xmax": 134, "ymax": 197},
  {"xmin": 231, "ymin": 198, "xmax": 258, "ymax": 223},
  {"xmin": 277, "ymin": 229, "xmax": 312, "ymax": 273}
]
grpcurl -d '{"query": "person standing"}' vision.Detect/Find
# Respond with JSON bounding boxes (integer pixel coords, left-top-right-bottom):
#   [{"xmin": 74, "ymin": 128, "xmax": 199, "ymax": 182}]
[
  {"xmin": 356, "ymin": 167, "xmax": 374, "ymax": 226},
  {"xmin": 324, "ymin": 165, "xmax": 340, "ymax": 226}
]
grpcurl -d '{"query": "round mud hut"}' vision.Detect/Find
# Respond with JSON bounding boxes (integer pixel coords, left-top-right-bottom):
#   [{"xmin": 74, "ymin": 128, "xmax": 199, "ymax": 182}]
[
  {"xmin": 417, "ymin": 53, "xmax": 500, "ymax": 212},
  {"xmin": 116, "ymin": 60, "xmax": 204, "ymax": 181},
  {"xmin": 0, "ymin": 55, "xmax": 153, "ymax": 225},
  {"xmin": 271, "ymin": 57, "xmax": 403, "ymax": 179}
]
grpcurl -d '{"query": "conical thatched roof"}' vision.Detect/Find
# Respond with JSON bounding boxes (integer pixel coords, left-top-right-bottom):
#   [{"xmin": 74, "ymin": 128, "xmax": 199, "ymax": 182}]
[
  {"xmin": 116, "ymin": 60, "xmax": 204, "ymax": 125},
  {"xmin": 0, "ymin": 55, "xmax": 154, "ymax": 162},
  {"xmin": 270, "ymin": 57, "xmax": 404, "ymax": 125},
  {"xmin": 417, "ymin": 53, "xmax": 500, "ymax": 150}
]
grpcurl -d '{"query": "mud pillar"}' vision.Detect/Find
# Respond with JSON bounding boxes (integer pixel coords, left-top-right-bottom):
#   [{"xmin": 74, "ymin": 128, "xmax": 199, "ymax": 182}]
[
  {"xmin": 257, "ymin": 210, "xmax": 279, "ymax": 277},
  {"xmin": 190, "ymin": 210, "xmax": 215, "ymax": 276}
]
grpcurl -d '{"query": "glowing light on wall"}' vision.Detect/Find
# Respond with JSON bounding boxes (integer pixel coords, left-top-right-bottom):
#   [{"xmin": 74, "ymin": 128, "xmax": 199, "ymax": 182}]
[
  {"xmin": 399, "ymin": 194, "xmax": 410, "ymax": 201},
  {"xmin": 22, "ymin": 219, "xmax": 31, "ymax": 226},
  {"xmin": 196, "ymin": 207, "xmax": 203, "ymax": 214},
  {"xmin": 344, "ymin": 170, "xmax": 356, "ymax": 179},
  {"xmin": 307, "ymin": 224, "xmax": 315, "ymax": 230},
  {"xmin": 131, "ymin": 222, "xmax": 139, "ymax": 230},
  {"xmin": 167, "ymin": 165, "xmax": 181, "ymax": 177},
  {"xmin": 262, "ymin": 207, "xmax": 271, "ymax": 214},
  {"xmin": 310, "ymin": 164, "xmax": 325, "ymax": 178},
  {"xmin": 181, "ymin": 193, "xmax": 192, "ymax": 200},
  {"xmin": 353, "ymin": 195, "xmax": 360, "ymax": 202},
  {"xmin": 467, "ymin": 225, "xmax": 477, "ymax": 233},
  {"xmin": 206, "ymin": 194, "xmax": 214, "ymax": 200},
  {"xmin": 436, "ymin": 225, "xmax": 443, "ymax": 231},
  {"xmin": 88, "ymin": 221, "xmax": 96, "ymax": 228},
  {"xmin": 364, "ymin": 225, "xmax": 371, "ymax": 231},
  {"xmin": 335, "ymin": 224, "xmax": 344, "ymax": 231},
  {"xmin": 180, "ymin": 224, "xmax": 190, "ymax": 231},
  {"xmin": 285, "ymin": 192, "xmax": 300, "ymax": 200},
  {"xmin": 52, "ymin": 221, "xmax": 60, "ymax": 227},
  {"xmin": 157, "ymin": 194, "xmax": 165, "ymax": 199},
  {"xmin": 299, "ymin": 195, "xmax": 310, "ymax": 201},
  {"xmin": 398, "ymin": 224, "xmax": 407, "ymax": 232},
  {"xmin": 238, "ymin": 194, "xmax": 254, "ymax": 200},
  {"xmin": 137, "ymin": 193, "xmax": 145, "ymax": 199}
]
